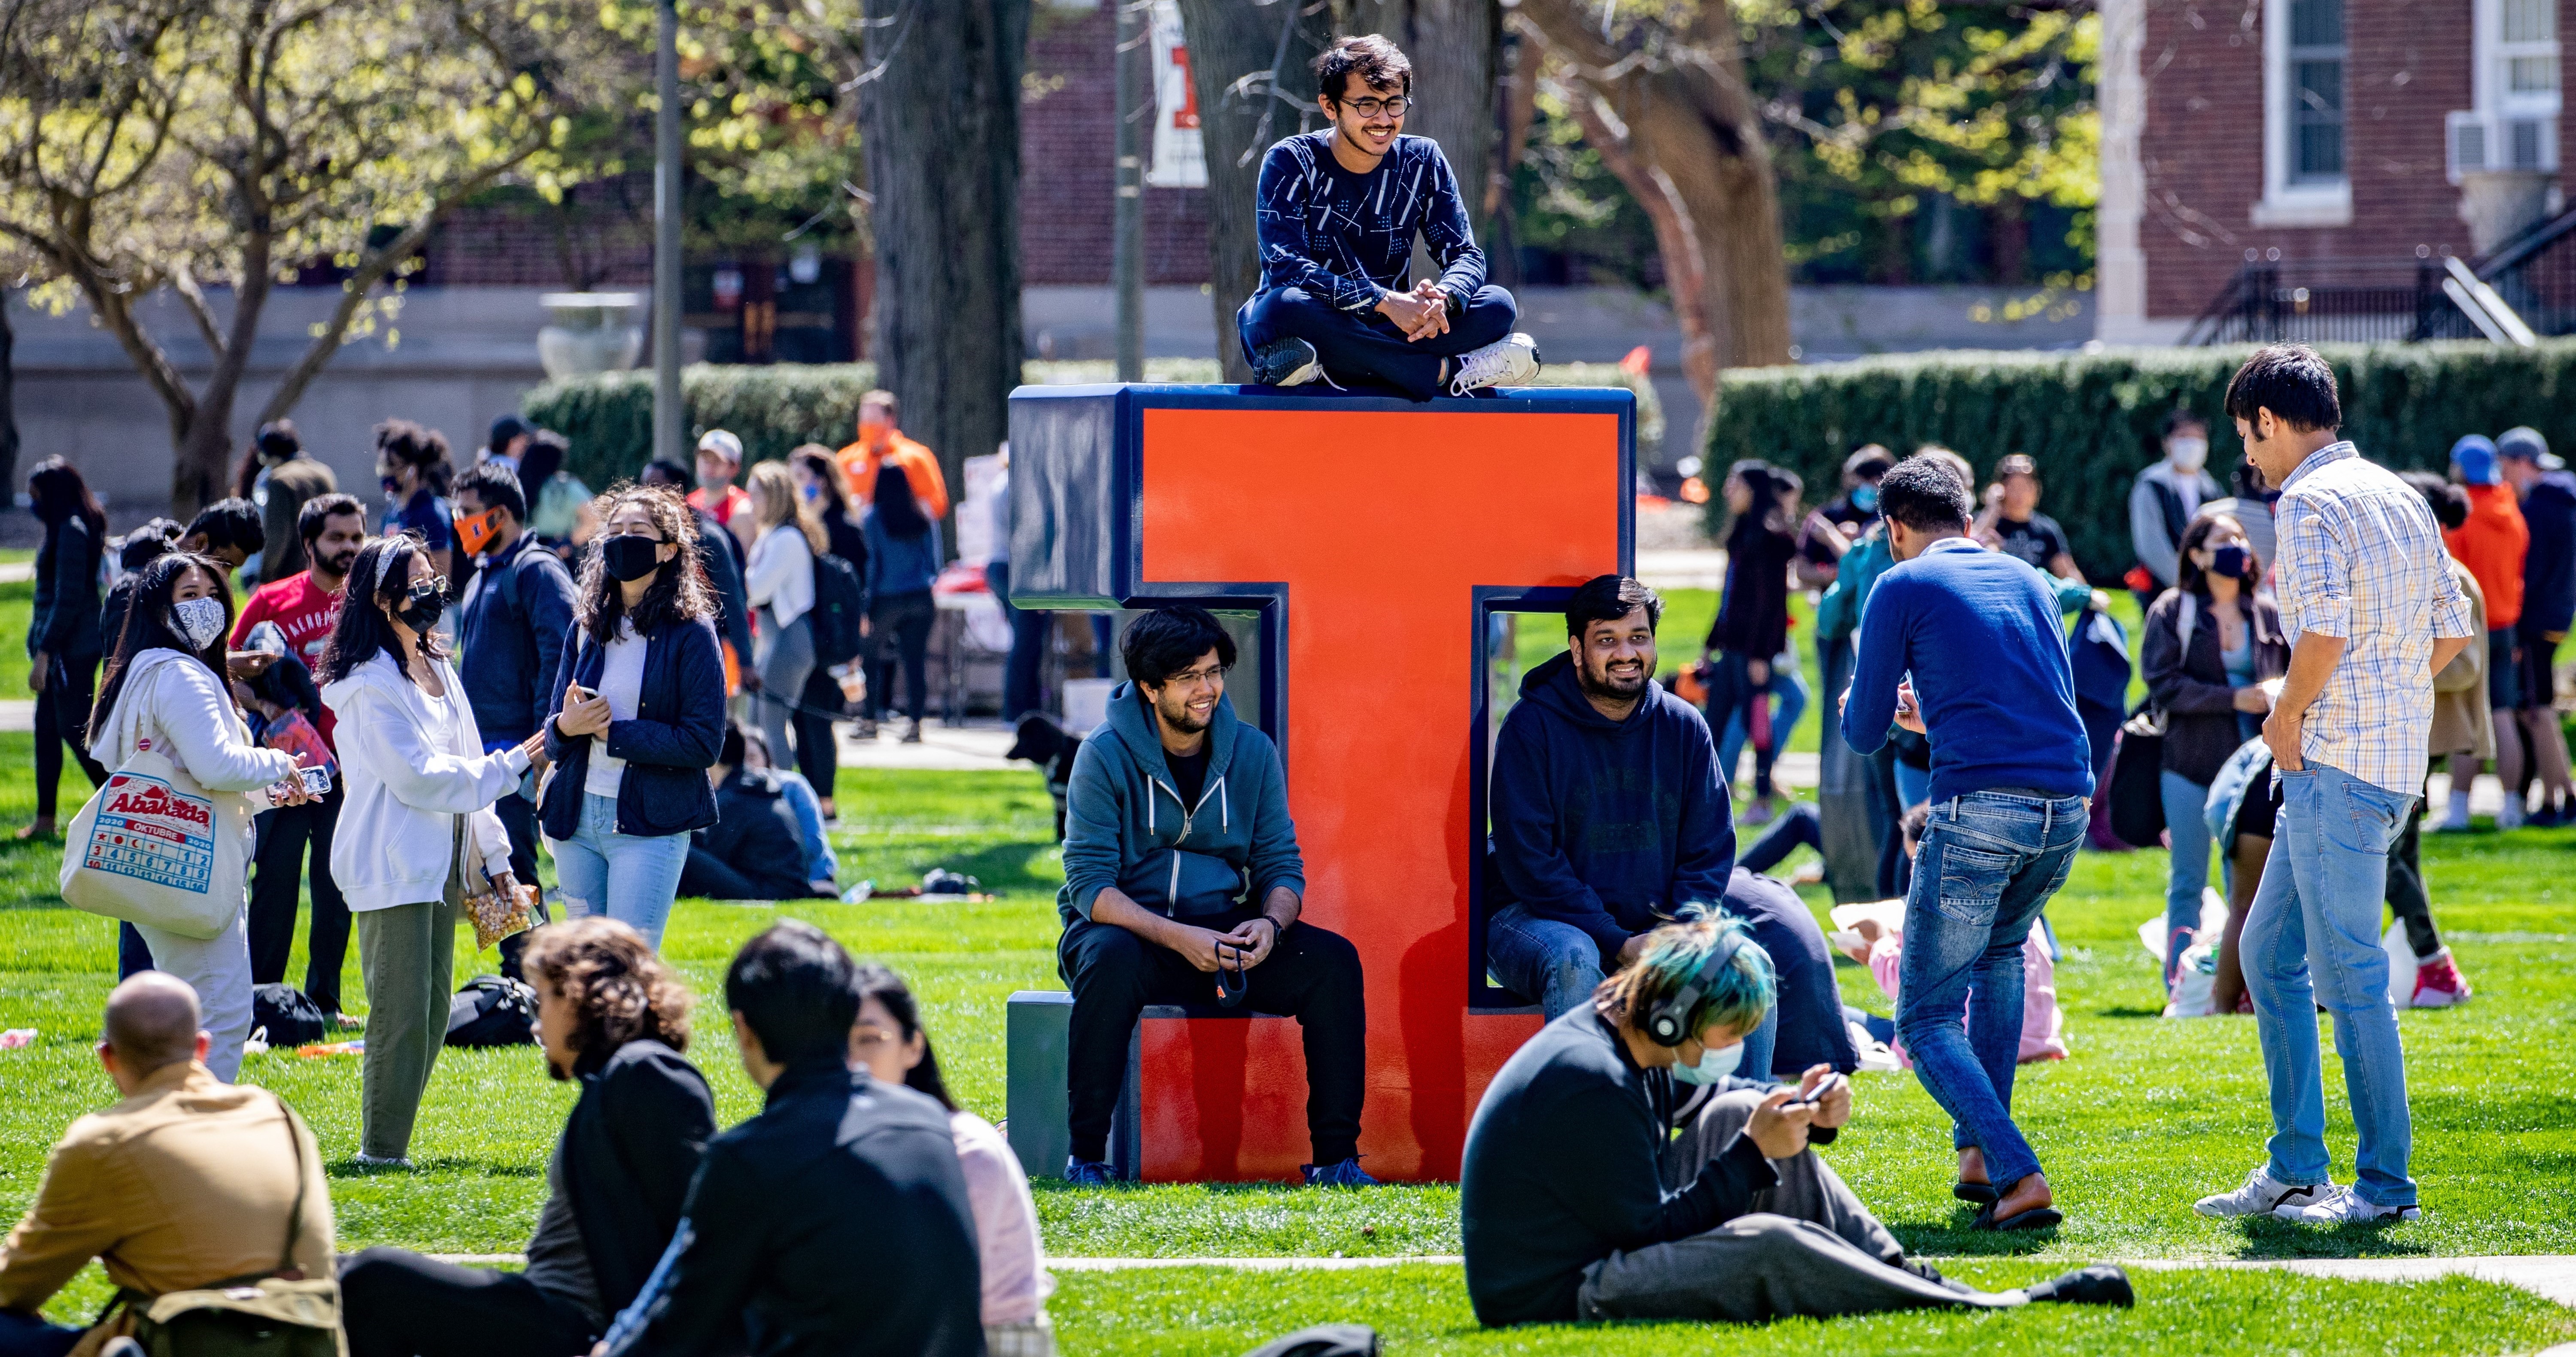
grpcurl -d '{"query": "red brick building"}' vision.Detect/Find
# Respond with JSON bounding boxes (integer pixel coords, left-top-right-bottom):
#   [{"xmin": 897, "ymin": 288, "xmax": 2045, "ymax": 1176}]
[{"xmin": 2097, "ymin": 0, "xmax": 2569, "ymax": 341}]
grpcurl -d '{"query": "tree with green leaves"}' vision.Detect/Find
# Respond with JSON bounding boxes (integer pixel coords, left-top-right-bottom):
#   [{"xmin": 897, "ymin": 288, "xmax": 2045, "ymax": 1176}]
[{"xmin": 0, "ymin": 0, "xmax": 618, "ymax": 512}]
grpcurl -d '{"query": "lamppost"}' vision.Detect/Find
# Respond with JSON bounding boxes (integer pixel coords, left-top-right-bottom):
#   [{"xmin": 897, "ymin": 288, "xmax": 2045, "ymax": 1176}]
[
  {"xmin": 1114, "ymin": 0, "xmax": 1145, "ymax": 383},
  {"xmin": 652, "ymin": 0, "xmax": 684, "ymax": 466}
]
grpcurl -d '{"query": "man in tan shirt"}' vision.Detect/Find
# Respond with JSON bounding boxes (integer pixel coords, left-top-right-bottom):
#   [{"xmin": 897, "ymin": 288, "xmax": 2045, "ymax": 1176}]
[{"xmin": 0, "ymin": 974, "xmax": 335, "ymax": 1354}]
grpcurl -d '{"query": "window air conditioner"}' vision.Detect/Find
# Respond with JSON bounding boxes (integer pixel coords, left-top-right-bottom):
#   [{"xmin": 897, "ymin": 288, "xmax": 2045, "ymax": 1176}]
[{"xmin": 2451, "ymin": 111, "xmax": 2560, "ymax": 181}]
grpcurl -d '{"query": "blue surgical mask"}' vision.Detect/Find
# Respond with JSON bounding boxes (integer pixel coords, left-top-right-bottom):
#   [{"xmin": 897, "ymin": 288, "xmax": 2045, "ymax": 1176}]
[
  {"xmin": 1851, "ymin": 485, "xmax": 1879, "ymax": 513},
  {"xmin": 1669, "ymin": 1039, "xmax": 1744, "ymax": 1086}
]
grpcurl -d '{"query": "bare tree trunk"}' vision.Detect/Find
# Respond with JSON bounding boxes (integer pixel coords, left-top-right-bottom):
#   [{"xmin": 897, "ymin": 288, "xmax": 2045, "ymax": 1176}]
[
  {"xmin": 1176, "ymin": 0, "xmax": 1330, "ymax": 383},
  {"xmin": 1514, "ymin": 0, "xmax": 1792, "ymax": 417},
  {"xmin": 1342, "ymin": 0, "xmax": 1499, "ymax": 241},
  {"xmin": 861, "ymin": 0, "xmax": 1030, "ymax": 533},
  {"xmin": 0, "ymin": 289, "xmax": 17, "ymax": 501}
]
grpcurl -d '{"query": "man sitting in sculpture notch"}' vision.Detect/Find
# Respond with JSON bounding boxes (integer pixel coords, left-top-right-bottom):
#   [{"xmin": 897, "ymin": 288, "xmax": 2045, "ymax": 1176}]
[
  {"xmin": 1054, "ymin": 606, "xmax": 1372, "ymax": 1188},
  {"xmin": 1237, "ymin": 34, "xmax": 1538, "ymax": 401}
]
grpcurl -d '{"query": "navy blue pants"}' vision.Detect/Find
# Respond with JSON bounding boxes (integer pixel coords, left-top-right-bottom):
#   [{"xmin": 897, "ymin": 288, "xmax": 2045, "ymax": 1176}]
[{"xmin": 1237, "ymin": 284, "xmax": 1519, "ymax": 401}]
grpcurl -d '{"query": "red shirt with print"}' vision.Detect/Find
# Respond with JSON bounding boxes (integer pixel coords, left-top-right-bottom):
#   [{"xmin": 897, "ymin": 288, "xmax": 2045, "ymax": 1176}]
[{"xmin": 232, "ymin": 571, "xmax": 346, "ymax": 748}]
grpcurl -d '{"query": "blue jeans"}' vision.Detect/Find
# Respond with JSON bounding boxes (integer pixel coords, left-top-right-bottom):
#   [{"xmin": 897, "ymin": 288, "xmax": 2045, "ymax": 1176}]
[
  {"xmin": 1713, "ymin": 656, "xmax": 1810, "ymax": 799},
  {"xmin": 2242, "ymin": 762, "xmax": 2418, "ymax": 1207},
  {"xmin": 2160, "ymin": 770, "xmax": 2215, "ymax": 985},
  {"xmin": 1485, "ymin": 904, "xmax": 1605, "ymax": 1019},
  {"xmin": 545, "ymin": 792, "xmax": 692, "ymax": 950},
  {"xmin": 1896, "ymin": 790, "xmax": 2087, "ymax": 1191}
]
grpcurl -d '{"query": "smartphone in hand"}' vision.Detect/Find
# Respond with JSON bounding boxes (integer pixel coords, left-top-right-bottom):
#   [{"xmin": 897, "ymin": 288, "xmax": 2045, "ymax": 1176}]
[{"xmin": 1783, "ymin": 1072, "xmax": 1845, "ymax": 1109}]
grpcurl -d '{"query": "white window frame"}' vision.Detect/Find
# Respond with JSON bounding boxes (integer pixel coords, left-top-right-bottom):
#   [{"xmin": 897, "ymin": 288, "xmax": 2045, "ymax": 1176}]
[
  {"xmin": 2254, "ymin": 0, "xmax": 2352, "ymax": 226},
  {"xmin": 2451, "ymin": 0, "xmax": 2562, "ymax": 181}
]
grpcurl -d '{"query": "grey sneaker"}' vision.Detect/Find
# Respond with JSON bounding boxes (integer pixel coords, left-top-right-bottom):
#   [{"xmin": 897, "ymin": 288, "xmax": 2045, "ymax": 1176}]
[
  {"xmin": 2293, "ymin": 1185, "xmax": 2421, "ymax": 1225},
  {"xmin": 2194, "ymin": 1165, "xmax": 2331, "ymax": 1219},
  {"xmin": 1447, "ymin": 333, "xmax": 1540, "ymax": 395},
  {"xmin": 1251, "ymin": 337, "xmax": 1322, "ymax": 387}
]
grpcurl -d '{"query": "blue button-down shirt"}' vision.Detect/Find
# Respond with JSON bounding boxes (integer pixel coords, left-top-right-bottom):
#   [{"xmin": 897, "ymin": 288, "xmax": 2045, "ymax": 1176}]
[{"xmin": 2272, "ymin": 441, "xmax": 2476, "ymax": 794}]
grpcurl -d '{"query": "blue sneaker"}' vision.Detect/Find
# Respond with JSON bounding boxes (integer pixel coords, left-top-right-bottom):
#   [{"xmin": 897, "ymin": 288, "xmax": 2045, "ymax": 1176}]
[
  {"xmin": 1302, "ymin": 1157, "xmax": 1378, "ymax": 1188},
  {"xmin": 1063, "ymin": 1156, "xmax": 1117, "ymax": 1187}
]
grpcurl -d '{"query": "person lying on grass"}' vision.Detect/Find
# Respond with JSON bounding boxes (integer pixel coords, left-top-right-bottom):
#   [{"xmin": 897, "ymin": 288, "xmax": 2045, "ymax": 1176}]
[{"xmin": 1458, "ymin": 913, "xmax": 2133, "ymax": 1327}]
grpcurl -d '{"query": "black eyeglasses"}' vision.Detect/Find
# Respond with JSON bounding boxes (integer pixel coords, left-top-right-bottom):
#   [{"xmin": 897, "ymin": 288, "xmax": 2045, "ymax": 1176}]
[{"xmin": 1339, "ymin": 95, "xmax": 1413, "ymax": 117}]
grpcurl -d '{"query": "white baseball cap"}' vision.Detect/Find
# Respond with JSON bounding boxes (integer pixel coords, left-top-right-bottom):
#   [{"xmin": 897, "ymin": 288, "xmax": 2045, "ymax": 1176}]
[{"xmin": 696, "ymin": 429, "xmax": 743, "ymax": 464}]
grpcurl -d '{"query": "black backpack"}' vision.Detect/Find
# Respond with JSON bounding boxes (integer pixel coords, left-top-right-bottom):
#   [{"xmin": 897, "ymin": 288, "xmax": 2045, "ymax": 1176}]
[
  {"xmin": 251, "ymin": 984, "xmax": 328, "ymax": 1049},
  {"xmin": 445, "ymin": 975, "xmax": 538, "ymax": 1048},
  {"xmin": 809, "ymin": 552, "xmax": 868, "ymax": 668}
]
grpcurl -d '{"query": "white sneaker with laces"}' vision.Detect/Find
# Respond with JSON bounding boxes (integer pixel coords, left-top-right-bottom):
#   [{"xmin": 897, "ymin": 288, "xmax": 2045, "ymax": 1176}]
[
  {"xmin": 1447, "ymin": 333, "xmax": 1540, "ymax": 395},
  {"xmin": 2294, "ymin": 1185, "xmax": 2421, "ymax": 1225},
  {"xmin": 2193, "ymin": 1165, "xmax": 2332, "ymax": 1219}
]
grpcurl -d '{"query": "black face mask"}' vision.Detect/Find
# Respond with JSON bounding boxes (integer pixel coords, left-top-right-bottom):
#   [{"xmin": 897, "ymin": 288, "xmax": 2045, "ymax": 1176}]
[
  {"xmin": 2211, "ymin": 544, "xmax": 2253, "ymax": 580},
  {"xmin": 601, "ymin": 534, "xmax": 665, "ymax": 583},
  {"xmin": 396, "ymin": 581, "xmax": 446, "ymax": 633}
]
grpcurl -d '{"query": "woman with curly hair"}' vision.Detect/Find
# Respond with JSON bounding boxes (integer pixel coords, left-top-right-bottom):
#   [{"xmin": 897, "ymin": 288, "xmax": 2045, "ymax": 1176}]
[
  {"xmin": 540, "ymin": 484, "xmax": 729, "ymax": 947},
  {"xmin": 339, "ymin": 917, "xmax": 718, "ymax": 1357}
]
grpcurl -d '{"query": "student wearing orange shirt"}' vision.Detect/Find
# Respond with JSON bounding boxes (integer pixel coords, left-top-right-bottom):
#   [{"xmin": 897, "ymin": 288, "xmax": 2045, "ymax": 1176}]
[
  {"xmin": 2437, "ymin": 435, "xmax": 2529, "ymax": 830},
  {"xmin": 836, "ymin": 389, "xmax": 950, "ymax": 521}
]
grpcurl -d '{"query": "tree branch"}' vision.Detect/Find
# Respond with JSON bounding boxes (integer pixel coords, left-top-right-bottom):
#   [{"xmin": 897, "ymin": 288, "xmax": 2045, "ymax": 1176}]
[{"xmin": 167, "ymin": 261, "xmax": 230, "ymax": 361}]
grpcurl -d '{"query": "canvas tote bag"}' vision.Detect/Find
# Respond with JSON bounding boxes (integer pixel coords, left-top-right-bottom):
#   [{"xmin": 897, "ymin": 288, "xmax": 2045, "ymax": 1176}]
[{"xmin": 60, "ymin": 739, "xmax": 253, "ymax": 940}]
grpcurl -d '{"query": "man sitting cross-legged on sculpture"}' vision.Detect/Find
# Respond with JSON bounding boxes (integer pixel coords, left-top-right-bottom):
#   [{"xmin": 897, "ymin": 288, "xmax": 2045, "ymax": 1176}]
[
  {"xmin": 1056, "ymin": 605, "xmax": 1373, "ymax": 1187},
  {"xmin": 1460, "ymin": 915, "xmax": 2133, "ymax": 1328},
  {"xmin": 1484, "ymin": 575, "xmax": 1736, "ymax": 1019},
  {"xmin": 1238, "ymin": 34, "xmax": 1539, "ymax": 399}
]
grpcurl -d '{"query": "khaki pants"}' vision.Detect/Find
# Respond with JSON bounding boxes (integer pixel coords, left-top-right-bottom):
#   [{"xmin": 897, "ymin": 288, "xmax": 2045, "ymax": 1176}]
[
  {"xmin": 1574, "ymin": 1089, "xmax": 2028, "ymax": 1324},
  {"xmin": 356, "ymin": 820, "xmax": 466, "ymax": 1160}
]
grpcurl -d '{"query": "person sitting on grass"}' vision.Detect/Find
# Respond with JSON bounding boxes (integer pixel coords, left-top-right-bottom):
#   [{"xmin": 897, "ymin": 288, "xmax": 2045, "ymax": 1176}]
[
  {"xmin": 1459, "ymin": 915, "xmax": 2132, "ymax": 1328},
  {"xmin": 676, "ymin": 723, "xmax": 838, "ymax": 902},
  {"xmin": 846, "ymin": 964, "xmax": 1054, "ymax": 1356},
  {"xmin": 339, "ymin": 918, "xmax": 717, "ymax": 1357},
  {"xmin": 0, "ymin": 974, "xmax": 337, "ymax": 1357},
  {"xmin": 1055, "ymin": 606, "xmax": 1372, "ymax": 1188},
  {"xmin": 1236, "ymin": 34, "xmax": 1538, "ymax": 399},
  {"xmin": 599, "ymin": 920, "xmax": 983, "ymax": 1357},
  {"xmin": 738, "ymin": 728, "xmax": 838, "ymax": 897},
  {"xmin": 1485, "ymin": 575, "xmax": 1734, "ymax": 1020}
]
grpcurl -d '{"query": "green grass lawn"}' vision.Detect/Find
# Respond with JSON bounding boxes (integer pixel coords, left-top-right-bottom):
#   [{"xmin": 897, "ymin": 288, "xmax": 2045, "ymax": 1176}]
[{"xmin": 2, "ymin": 729, "xmax": 2572, "ymax": 1354}]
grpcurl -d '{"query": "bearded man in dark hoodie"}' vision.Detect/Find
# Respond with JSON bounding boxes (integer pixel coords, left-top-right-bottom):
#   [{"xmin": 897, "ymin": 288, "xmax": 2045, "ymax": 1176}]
[
  {"xmin": 1054, "ymin": 605, "xmax": 1371, "ymax": 1188},
  {"xmin": 1485, "ymin": 576, "xmax": 1738, "ymax": 1018}
]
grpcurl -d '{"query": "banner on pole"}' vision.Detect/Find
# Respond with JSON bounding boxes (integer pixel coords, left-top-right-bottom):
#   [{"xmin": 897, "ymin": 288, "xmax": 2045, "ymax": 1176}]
[{"xmin": 1146, "ymin": 0, "xmax": 1205, "ymax": 189}]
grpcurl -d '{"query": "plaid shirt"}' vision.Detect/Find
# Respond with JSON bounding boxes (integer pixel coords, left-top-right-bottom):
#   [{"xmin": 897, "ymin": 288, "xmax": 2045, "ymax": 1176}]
[{"xmin": 2273, "ymin": 442, "xmax": 2476, "ymax": 793}]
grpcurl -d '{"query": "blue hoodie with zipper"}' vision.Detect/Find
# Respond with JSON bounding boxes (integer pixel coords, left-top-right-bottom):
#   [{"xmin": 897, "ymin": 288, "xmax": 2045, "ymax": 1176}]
[
  {"xmin": 1057, "ymin": 682, "xmax": 1306, "ymax": 928},
  {"xmin": 1488, "ymin": 651, "xmax": 1737, "ymax": 966}
]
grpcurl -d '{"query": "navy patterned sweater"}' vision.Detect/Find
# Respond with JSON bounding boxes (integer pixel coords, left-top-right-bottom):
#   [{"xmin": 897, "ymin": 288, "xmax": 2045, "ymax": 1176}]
[{"xmin": 1253, "ymin": 130, "xmax": 1485, "ymax": 313}]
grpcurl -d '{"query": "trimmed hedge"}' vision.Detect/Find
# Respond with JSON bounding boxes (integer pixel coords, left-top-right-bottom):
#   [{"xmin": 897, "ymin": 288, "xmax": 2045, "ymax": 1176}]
[
  {"xmin": 522, "ymin": 358, "xmax": 1666, "ymax": 495},
  {"xmin": 1704, "ymin": 340, "xmax": 2576, "ymax": 582}
]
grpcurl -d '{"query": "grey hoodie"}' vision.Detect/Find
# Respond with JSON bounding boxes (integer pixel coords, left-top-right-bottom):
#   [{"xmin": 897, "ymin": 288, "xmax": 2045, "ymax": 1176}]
[{"xmin": 1057, "ymin": 682, "xmax": 1305, "ymax": 927}]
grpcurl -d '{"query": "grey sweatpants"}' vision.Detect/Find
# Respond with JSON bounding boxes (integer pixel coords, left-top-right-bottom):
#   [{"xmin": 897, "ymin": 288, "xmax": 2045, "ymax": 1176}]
[
  {"xmin": 355, "ymin": 821, "xmax": 465, "ymax": 1160},
  {"xmin": 1575, "ymin": 1089, "xmax": 2027, "ymax": 1324},
  {"xmin": 754, "ymin": 609, "xmax": 815, "ymax": 777}
]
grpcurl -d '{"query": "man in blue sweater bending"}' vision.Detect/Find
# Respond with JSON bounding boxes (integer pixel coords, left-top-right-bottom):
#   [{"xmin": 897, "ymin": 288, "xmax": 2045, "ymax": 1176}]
[
  {"xmin": 1239, "ymin": 35, "xmax": 1538, "ymax": 399},
  {"xmin": 1838, "ymin": 457, "xmax": 2094, "ymax": 1233}
]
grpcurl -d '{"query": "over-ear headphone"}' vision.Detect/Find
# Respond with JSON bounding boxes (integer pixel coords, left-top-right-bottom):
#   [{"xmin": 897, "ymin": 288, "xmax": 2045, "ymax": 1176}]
[{"xmin": 1642, "ymin": 929, "xmax": 1750, "ymax": 1047}]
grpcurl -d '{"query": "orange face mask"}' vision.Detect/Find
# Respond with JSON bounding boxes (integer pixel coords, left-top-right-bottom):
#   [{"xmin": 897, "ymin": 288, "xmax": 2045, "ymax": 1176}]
[{"xmin": 454, "ymin": 506, "xmax": 504, "ymax": 558}]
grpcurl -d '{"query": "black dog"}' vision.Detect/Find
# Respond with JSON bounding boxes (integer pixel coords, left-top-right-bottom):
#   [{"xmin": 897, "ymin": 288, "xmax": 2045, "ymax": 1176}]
[{"xmin": 1003, "ymin": 713, "xmax": 1083, "ymax": 842}]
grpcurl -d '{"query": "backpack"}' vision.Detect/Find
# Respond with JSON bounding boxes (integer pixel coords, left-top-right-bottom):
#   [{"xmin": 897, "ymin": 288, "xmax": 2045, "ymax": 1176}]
[
  {"xmin": 445, "ymin": 975, "xmax": 537, "ymax": 1047},
  {"xmin": 252, "ymin": 984, "xmax": 328, "ymax": 1049},
  {"xmin": 808, "ymin": 552, "xmax": 868, "ymax": 668}
]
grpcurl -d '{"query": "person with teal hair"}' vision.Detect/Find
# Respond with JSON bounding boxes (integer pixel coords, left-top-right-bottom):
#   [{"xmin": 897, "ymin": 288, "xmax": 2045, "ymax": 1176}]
[{"xmin": 1459, "ymin": 914, "xmax": 2132, "ymax": 1327}]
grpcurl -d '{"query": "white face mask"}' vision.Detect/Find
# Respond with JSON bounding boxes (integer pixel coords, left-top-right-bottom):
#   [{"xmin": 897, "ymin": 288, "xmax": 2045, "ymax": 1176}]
[
  {"xmin": 1669, "ymin": 1038, "xmax": 1744, "ymax": 1086},
  {"xmin": 170, "ymin": 596, "xmax": 227, "ymax": 651},
  {"xmin": 2168, "ymin": 436, "xmax": 2209, "ymax": 473}
]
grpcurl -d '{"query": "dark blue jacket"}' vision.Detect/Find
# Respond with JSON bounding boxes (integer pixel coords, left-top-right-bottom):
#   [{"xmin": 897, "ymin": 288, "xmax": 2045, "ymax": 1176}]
[
  {"xmin": 1723, "ymin": 868, "xmax": 1856, "ymax": 1075},
  {"xmin": 2521, "ymin": 471, "xmax": 2576, "ymax": 635},
  {"xmin": 30, "ymin": 515, "xmax": 103, "ymax": 661},
  {"xmin": 1841, "ymin": 538, "xmax": 2093, "ymax": 805},
  {"xmin": 541, "ymin": 614, "xmax": 726, "ymax": 839},
  {"xmin": 458, "ymin": 532, "xmax": 579, "ymax": 744},
  {"xmin": 1488, "ymin": 652, "xmax": 1736, "ymax": 966}
]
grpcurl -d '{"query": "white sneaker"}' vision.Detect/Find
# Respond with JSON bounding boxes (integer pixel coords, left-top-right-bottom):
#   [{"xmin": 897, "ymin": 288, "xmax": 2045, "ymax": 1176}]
[
  {"xmin": 2193, "ymin": 1164, "xmax": 2334, "ymax": 1219},
  {"xmin": 2498, "ymin": 793, "xmax": 2527, "ymax": 830},
  {"xmin": 352, "ymin": 1151, "xmax": 413, "ymax": 1170},
  {"xmin": 2293, "ymin": 1185, "xmax": 2421, "ymax": 1225},
  {"xmin": 2431, "ymin": 790, "xmax": 2473, "ymax": 833},
  {"xmin": 1448, "ymin": 333, "xmax": 1540, "ymax": 395}
]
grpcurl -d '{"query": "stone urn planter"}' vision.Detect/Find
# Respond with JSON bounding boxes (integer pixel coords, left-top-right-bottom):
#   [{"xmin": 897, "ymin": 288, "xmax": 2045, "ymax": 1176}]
[{"xmin": 537, "ymin": 292, "xmax": 645, "ymax": 379}]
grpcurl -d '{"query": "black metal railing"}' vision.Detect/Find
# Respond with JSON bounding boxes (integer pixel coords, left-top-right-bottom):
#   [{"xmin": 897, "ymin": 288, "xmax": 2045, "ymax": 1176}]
[
  {"xmin": 2478, "ymin": 209, "xmax": 2576, "ymax": 336},
  {"xmin": 2181, "ymin": 256, "xmax": 2478, "ymax": 346}
]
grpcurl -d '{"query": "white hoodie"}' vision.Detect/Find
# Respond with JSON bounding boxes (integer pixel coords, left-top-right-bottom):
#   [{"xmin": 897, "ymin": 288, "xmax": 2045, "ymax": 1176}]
[
  {"xmin": 321, "ymin": 650, "xmax": 528, "ymax": 912},
  {"xmin": 88, "ymin": 647, "xmax": 298, "ymax": 822}
]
